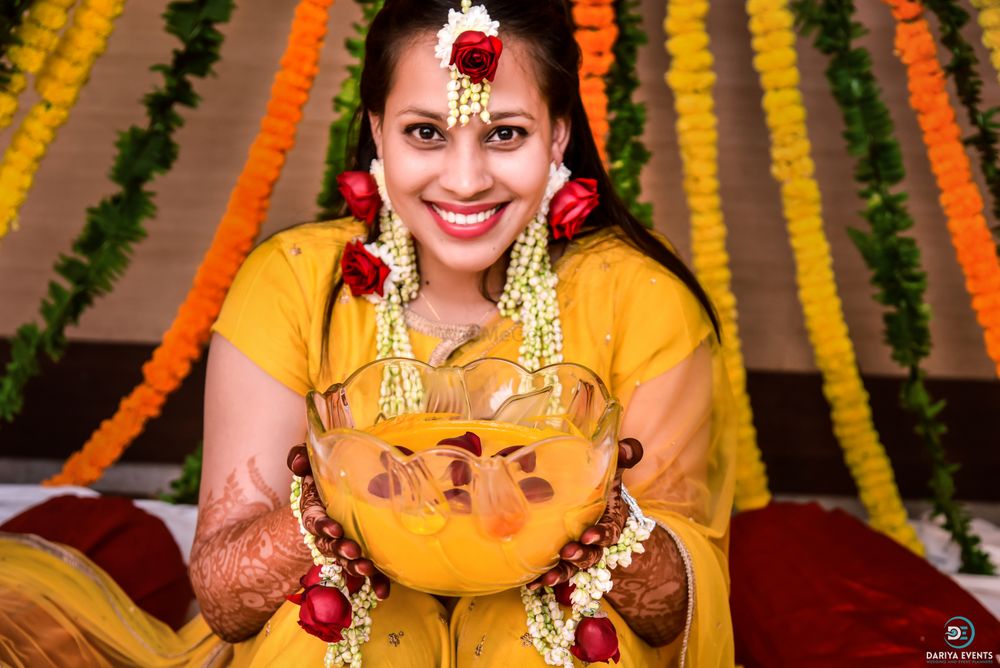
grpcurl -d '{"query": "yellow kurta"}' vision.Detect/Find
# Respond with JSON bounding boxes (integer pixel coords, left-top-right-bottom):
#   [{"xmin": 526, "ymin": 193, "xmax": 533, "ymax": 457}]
[{"xmin": 0, "ymin": 217, "xmax": 736, "ymax": 667}]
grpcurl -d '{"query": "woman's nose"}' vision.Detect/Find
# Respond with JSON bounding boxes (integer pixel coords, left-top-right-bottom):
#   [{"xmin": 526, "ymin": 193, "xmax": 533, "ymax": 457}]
[{"xmin": 439, "ymin": 139, "xmax": 493, "ymax": 199}]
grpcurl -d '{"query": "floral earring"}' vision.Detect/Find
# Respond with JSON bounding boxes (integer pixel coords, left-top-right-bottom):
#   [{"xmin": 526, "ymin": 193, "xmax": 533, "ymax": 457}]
[{"xmin": 548, "ymin": 175, "xmax": 599, "ymax": 241}]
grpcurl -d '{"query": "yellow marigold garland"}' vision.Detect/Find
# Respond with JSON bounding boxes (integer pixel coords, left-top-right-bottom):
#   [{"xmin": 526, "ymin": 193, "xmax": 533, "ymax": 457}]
[
  {"xmin": 664, "ymin": 0, "xmax": 770, "ymax": 511},
  {"xmin": 0, "ymin": 0, "xmax": 124, "ymax": 241},
  {"xmin": 885, "ymin": 0, "xmax": 1000, "ymax": 378},
  {"xmin": 46, "ymin": 0, "xmax": 334, "ymax": 487},
  {"xmin": 746, "ymin": 0, "xmax": 922, "ymax": 552},
  {"xmin": 971, "ymin": 0, "xmax": 1000, "ymax": 81},
  {"xmin": 0, "ymin": 0, "xmax": 79, "ymax": 128},
  {"xmin": 572, "ymin": 0, "xmax": 616, "ymax": 160}
]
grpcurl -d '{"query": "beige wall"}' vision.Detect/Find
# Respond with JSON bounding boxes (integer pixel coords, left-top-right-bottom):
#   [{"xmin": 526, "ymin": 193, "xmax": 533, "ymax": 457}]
[{"xmin": 0, "ymin": 0, "xmax": 997, "ymax": 379}]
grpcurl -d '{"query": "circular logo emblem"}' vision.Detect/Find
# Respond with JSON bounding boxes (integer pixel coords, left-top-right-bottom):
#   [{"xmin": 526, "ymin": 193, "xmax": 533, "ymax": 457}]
[{"xmin": 945, "ymin": 616, "xmax": 975, "ymax": 650}]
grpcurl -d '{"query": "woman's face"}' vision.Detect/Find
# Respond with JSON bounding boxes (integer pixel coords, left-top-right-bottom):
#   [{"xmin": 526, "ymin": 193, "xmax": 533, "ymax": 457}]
[{"xmin": 370, "ymin": 33, "xmax": 570, "ymax": 276}]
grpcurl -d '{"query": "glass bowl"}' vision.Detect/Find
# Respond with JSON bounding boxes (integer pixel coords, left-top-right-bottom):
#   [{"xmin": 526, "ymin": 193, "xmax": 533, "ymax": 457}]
[{"xmin": 305, "ymin": 357, "xmax": 621, "ymax": 596}]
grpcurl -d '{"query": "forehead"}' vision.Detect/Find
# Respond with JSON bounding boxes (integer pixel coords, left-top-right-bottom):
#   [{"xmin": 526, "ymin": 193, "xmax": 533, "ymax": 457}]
[{"xmin": 385, "ymin": 32, "xmax": 547, "ymax": 117}]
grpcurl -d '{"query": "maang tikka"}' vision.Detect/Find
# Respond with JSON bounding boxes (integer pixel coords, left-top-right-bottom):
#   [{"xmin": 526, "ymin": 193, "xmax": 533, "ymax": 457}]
[{"xmin": 435, "ymin": 0, "xmax": 502, "ymax": 127}]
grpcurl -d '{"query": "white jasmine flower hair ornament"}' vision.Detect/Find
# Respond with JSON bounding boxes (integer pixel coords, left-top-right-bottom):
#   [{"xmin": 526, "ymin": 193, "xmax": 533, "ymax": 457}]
[{"xmin": 436, "ymin": 0, "xmax": 502, "ymax": 128}]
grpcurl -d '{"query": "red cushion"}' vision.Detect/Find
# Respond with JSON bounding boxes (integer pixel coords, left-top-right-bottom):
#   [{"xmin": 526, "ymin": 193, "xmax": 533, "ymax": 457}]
[
  {"xmin": 1, "ymin": 494, "xmax": 194, "ymax": 630},
  {"xmin": 731, "ymin": 502, "xmax": 1000, "ymax": 667}
]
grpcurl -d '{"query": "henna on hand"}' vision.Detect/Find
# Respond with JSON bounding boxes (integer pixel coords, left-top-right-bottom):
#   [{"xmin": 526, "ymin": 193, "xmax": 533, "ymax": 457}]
[
  {"xmin": 527, "ymin": 438, "xmax": 643, "ymax": 589},
  {"xmin": 189, "ymin": 458, "xmax": 313, "ymax": 642},
  {"xmin": 288, "ymin": 443, "xmax": 391, "ymax": 600},
  {"xmin": 603, "ymin": 525, "xmax": 688, "ymax": 647}
]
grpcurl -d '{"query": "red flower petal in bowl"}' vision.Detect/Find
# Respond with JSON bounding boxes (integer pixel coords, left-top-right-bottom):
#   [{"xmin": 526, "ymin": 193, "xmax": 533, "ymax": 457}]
[
  {"xmin": 444, "ymin": 488, "xmax": 472, "ymax": 514},
  {"xmin": 518, "ymin": 477, "xmax": 554, "ymax": 503},
  {"xmin": 437, "ymin": 431, "xmax": 482, "ymax": 456},
  {"xmin": 368, "ymin": 472, "xmax": 402, "ymax": 499},
  {"xmin": 494, "ymin": 445, "xmax": 536, "ymax": 473},
  {"xmin": 447, "ymin": 460, "xmax": 473, "ymax": 487}
]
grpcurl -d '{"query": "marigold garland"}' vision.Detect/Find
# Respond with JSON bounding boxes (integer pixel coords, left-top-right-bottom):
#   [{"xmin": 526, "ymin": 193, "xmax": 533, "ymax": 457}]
[
  {"xmin": 884, "ymin": 0, "xmax": 1000, "ymax": 381},
  {"xmin": 924, "ymin": 0, "xmax": 1000, "ymax": 249},
  {"xmin": 572, "ymin": 0, "xmax": 616, "ymax": 160},
  {"xmin": 0, "ymin": 0, "xmax": 123, "ymax": 241},
  {"xmin": 0, "ymin": 0, "xmax": 77, "ymax": 129},
  {"xmin": 665, "ymin": 0, "xmax": 770, "ymax": 511},
  {"xmin": 795, "ymin": 0, "xmax": 992, "ymax": 574},
  {"xmin": 0, "ymin": 0, "xmax": 235, "ymax": 427},
  {"xmin": 972, "ymin": 0, "xmax": 1000, "ymax": 86},
  {"xmin": 747, "ymin": 0, "xmax": 922, "ymax": 553},
  {"xmin": 46, "ymin": 0, "xmax": 334, "ymax": 487}
]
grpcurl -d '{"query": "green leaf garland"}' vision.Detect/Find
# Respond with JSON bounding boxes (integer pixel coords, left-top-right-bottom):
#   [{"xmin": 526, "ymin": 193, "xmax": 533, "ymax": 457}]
[
  {"xmin": 793, "ymin": 0, "xmax": 994, "ymax": 574},
  {"xmin": 315, "ymin": 0, "xmax": 383, "ymax": 219},
  {"xmin": 922, "ymin": 0, "xmax": 1000, "ymax": 250},
  {"xmin": 606, "ymin": 0, "xmax": 652, "ymax": 227},
  {"xmin": 0, "ymin": 0, "xmax": 235, "ymax": 423}
]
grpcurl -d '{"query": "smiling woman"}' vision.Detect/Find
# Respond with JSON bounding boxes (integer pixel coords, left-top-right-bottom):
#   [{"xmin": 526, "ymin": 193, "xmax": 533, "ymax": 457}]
[{"xmin": 0, "ymin": 1, "xmax": 736, "ymax": 666}]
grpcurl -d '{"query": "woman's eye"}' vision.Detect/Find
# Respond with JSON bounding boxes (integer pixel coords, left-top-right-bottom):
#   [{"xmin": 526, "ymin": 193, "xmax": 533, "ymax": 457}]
[
  {"xmin": 488, "ymin": 126, "xmax": 526, "ymax": 143},
  {"xmin": 406, "ymin": 125, "xmax": 443, "ymax": 142}
]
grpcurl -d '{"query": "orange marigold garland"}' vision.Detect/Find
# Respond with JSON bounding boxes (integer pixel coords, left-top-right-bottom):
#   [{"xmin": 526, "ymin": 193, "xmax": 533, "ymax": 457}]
[
  {"xmin": 572, "ymin": 0, "xmax": 617, "ymax": 159},
  {"xmin": 46, "ymin": 0, "xmax": 334, "ymax": 487},
  {"xmin": 884, "ymin": 0, "xmax": 1000, "ymax": 378}
]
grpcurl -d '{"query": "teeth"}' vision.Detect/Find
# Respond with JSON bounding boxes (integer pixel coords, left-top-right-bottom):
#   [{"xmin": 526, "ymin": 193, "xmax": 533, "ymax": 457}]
[{"xmin": 433, "ymin": 204, "xmax": 499, "ymax": 226}]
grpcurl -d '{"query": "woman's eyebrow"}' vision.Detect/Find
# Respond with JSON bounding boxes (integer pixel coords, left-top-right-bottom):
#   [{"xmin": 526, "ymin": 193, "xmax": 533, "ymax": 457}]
[
  {"xmin": 490, "ymin": 110, "xmax": 535, "ymax": 122},
  {"xmin": 398, "ymin": 107, "xmax": 535, "ymax": 122},
  {"xmin": 399, "ymin": 107, "xmax": 445, "ymax": 121}
]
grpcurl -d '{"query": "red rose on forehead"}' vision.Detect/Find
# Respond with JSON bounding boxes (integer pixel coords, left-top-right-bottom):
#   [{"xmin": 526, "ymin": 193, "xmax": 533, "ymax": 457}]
[
  {"xmin": 341, "ymin": 240, "xmax": 391, "ymax": 298},
  {"xmin": 549, "ymin": 178, "xmax": 599, "ymax": 240},
  {"xmin": 336, "ymin": 171, "xmax": 381, "ymax": 226},
  {"xmin": 450, "ymin": 31, "xmax": 503, "ymax": 84},
  {"xmin": 296, "ymin": 584, "xmax": 353, "ymax": 643},
  {"xmin": 571, "ymin": 616, "xmax": 621, "ymax": 664}
]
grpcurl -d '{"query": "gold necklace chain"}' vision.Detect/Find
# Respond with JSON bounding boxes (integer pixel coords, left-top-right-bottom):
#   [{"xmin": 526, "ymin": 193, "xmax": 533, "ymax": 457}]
[{"xmin": 419, "ymin": 289, "xmax": 496, "ymax": 327}]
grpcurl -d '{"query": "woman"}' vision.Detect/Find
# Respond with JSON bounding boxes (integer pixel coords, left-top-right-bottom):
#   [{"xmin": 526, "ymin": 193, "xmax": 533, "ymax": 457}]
[{"xmin": 0, "ymin": 0, "xmax": 735, "ymax": 665}]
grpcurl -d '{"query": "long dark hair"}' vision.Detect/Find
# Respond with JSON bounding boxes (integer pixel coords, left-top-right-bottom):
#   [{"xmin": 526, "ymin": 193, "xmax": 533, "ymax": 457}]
[{"xmin": 320, "ymin": 0, "xmax": 720, "ymax": 369}]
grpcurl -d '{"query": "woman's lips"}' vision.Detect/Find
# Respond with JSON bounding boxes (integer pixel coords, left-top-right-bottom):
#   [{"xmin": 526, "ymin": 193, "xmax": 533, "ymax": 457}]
[{"xmin": 426, "ymin": 201, "xmax": 509, "ymax": 239}]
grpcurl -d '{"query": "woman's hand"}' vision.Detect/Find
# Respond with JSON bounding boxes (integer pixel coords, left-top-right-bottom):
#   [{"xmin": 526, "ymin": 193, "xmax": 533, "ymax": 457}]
[
  {"xmin": 527, "ymin": 437, "xmax": 643, "ymax": 590},
  {"xmin": 286, "ymin": 444, "xmax": 391, "ymax": 599}
]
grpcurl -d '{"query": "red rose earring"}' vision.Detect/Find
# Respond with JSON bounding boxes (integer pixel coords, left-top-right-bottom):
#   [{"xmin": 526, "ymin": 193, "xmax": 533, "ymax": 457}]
[
  {"xmin": 336, "ymin": 171, "xmax": 382, "ymax": 227},
  {"xmin": 549, "ymin": 177, "xmax": 599, "ymax": 240}
]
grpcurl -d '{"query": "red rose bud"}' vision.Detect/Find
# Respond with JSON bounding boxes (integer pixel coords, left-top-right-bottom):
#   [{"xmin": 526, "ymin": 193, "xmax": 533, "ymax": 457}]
[
  {"xmin": 437, "ymin": 431, "xmax": 483, "ymax": 456},
  {"xmin": 301, "ymin": 564, "xmax": 324, "ymax": 589},
  {"xmin": 344, "ymin": 571, "xmax": 365, "ymax": 595},
  {"xmin": 297, "ymin": 584, "xmax": 353, "ymax": 643},
  {"xmin": 549, "ymin": 178, "xmax": 599, "ymax": 240},
  {"xmin": 450, "ymin": 31, "xmax": 503, "ymax": 84},
  {"xmin": 341, "ymin": 240, "xmax": 392, "ymax": 298},
  {"xmin": 287, "ymin": 564, "xmax": 323, "ymax": 604},
  {"xmin": 495, "ymin": 444, "xmax": 536, "ymax": 473},
  {"xmin": 336, "ymin": 171, "xmax": 381, "ymax": 226},
  {"xmin": 553, "ymin": 581, "xmax": 576, "ymax": 607},
  {"xmin": 570, "ymin": 616, "xmax": 621, "ymax": 664}
]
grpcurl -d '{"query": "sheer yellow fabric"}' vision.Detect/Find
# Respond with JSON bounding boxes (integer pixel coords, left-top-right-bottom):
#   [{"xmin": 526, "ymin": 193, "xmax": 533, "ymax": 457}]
[{"xmin": 0, "ymin": 218, "xmax": 736, "ymax": 667}]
